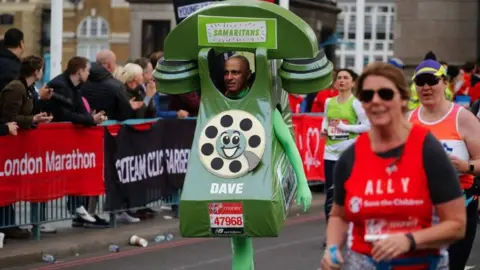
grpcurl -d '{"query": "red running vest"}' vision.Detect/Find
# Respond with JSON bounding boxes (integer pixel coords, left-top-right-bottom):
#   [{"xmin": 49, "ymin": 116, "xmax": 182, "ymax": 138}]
[{"xmin": 344, "ymin": 125, "xmax": 440, "ymax": 261}]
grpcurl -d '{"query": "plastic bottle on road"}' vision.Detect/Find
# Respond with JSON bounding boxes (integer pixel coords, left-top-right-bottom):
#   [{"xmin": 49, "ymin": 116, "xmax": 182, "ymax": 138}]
[
  {"xmin": 166, "ymin": 233, "xmax": 174, "ymax": 241},
  {"xmin": 42, "ymin": 254, "xmax": 56, "ymax": 263},
  {"xmin": 154, "ymin": 235, "xmax": 166, "ymax": 243},
  {"xmin": 109, "ymin": 245, "xmax": 120, "ymax": 252}
]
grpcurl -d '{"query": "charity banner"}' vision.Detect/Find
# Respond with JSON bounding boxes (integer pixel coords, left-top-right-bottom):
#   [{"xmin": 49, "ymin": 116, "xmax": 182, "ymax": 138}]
[
  {"xmin": 0, "ymin": 123, "xmax": 105, "ymax": 207},
  {"xmin": 292, "ymin": 114, "xmax": 326, "ymax": 182},
  {"xmin": 104, "ymin": 119, "xmax": 196, "ymax": 211}
]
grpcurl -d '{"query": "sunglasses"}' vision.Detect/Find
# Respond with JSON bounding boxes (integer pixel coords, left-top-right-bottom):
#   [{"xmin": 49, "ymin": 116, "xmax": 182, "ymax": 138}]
[
  {"xmin": 359, "ymin": 88, "xmax": 395, "ymax": 103},
  {"xmin": 414, "ymin": 75, "xmax": 440, "ymax": 86}
]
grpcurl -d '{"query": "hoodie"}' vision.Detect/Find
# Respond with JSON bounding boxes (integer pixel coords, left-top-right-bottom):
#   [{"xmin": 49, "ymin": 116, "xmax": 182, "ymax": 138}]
[{"xmin": 82, "ymin": 64, "xmax": 134, "ymax": 121}]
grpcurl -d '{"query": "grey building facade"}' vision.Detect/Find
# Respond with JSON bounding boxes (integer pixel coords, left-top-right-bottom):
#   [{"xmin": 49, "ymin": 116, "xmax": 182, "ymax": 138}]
[{"xmin": 394, "ymin": 0, "xmax": 480, "ymax": 72}]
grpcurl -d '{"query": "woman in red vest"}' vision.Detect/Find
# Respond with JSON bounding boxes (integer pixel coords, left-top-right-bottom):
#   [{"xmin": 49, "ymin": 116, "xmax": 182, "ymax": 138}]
[{"xmin": 321, "ymin": 62, "xmax": 466, "ymax": 270}]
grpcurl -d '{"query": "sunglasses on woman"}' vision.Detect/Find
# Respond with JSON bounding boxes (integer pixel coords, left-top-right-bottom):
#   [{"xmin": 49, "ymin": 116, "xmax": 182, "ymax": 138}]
[
  {"xmin": 414, "ymin": 74, "xmax": 440, "ymax": 86},
  {"xmin": 359, "ymin": 88, "xmax": 395, "ymax": 103}
]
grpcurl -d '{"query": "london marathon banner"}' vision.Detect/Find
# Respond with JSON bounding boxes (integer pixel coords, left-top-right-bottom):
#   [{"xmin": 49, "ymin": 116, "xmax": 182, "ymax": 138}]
[
  {"xmin": 104, "ymin": 119, "xmax": 196, "ymax": 211},
  {"xmin": 0, "ymin": 123, "xmax": 104, "ymax": 206}
]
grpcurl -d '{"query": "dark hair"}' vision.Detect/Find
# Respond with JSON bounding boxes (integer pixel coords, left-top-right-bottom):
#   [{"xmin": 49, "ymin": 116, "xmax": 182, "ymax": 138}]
[
  {"xmin": 446, "ymin": 65, "xmax": 460, "ymax": 82},
  {"xmin": 3, "ymin": 28, "xmax": 24, "ymax": 49},
  {"xmin": 336, "ymin": 68, "xmax": 358, "ymax": 81},
  {"xmin": 354, "ymin": 62, "xmax": 410, "ymax": 113},
  {"xmin": 149, "ymin": 51, "xmax": 164, "ymax": 69},
  {"xmin": 20, "ymin": 55, "xmax": 44, "ymax": 78},
  {"xmin": 424, "ymin": 51, "xmax": 437, "ymax": 61},
  {"xmin": 65, "ymin": 56, "xmax": 89, "ymax": 75},
  {"xmin": 134, "ymin": 57, "xmax": 151, "ymax": 71},
  {"xmin": 463, "ymin": 61, "xmax": 476, "ymax": 73}
]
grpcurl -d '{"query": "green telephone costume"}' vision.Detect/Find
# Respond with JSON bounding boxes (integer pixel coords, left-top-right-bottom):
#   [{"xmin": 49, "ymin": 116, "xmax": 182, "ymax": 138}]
[{"xmin": 153, "ymin": 1, "xmax": 333, "ymax": 269}]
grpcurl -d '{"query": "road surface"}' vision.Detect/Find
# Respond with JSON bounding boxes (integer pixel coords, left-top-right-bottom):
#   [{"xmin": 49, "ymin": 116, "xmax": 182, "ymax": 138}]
[{"xmin": 13, "ymin": 212, "xmax": 480, "ymax": 270}]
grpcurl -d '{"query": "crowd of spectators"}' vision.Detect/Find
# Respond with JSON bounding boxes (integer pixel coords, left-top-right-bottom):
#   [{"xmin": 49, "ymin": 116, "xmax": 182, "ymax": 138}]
[{"xmin": 0, "ymin": 28, "xmax": 194, "ymax": 239}]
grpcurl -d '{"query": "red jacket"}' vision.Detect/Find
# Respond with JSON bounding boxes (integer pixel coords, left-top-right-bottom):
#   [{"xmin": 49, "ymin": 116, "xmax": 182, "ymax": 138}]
[
  {"xmin": 288, "ymin": 94, "xmax": 304, "ymax": 113},
  {"xmin": 311, "ymin": 88, "xmax": 339, "ymax": 113}
]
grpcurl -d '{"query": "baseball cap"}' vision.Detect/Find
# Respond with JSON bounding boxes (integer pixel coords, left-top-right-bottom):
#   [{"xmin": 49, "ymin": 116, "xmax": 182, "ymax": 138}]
[{"xmin": 413, "ymin": 59, "xmax": 447, "ymax": 79}]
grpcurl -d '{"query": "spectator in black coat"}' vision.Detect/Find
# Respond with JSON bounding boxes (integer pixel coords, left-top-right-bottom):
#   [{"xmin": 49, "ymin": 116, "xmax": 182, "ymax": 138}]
[
  {"xmin": 43, "ymin": 56, "xmax": 106, "ymax": 126},
  {"xmin": 82, "ymin": 53, "xmax": 143, "ymax": 121},
  {"xmin": 0, "ymin": 28, "xmax": 23, "ymax": 92}
]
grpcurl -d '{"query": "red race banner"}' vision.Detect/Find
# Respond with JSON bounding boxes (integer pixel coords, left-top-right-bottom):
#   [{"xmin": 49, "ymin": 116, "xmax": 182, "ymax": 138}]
[
  {"xmin": 0, "ymin": 123, "xmax": 105, "ymax": 206},
  {"xmin": 293, "ymin": 114, "xmax": 326, "ymax": 182}
]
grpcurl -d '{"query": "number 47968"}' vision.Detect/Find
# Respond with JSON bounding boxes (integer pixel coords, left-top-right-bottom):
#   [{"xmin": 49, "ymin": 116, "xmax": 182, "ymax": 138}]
[{"xmin": 214, "ymin": 216, "xmax": 243, "ymax": 226}]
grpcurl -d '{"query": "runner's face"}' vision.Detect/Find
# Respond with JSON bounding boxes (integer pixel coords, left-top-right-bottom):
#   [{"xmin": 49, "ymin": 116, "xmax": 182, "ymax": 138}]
[
  {"xmin": 224, "ymin": 58, "xmax": 249, "ymax": 93},
  {"xmin": 361, "ymin": 75, "xmax": 404, "ymax": 127},
  {"xmin": 415, "ymin": 74, "xmax": 446, "ymax": 106},
  {"xmin": 335, "ymin": 71, "xmax": 354, "ymax": 91}
]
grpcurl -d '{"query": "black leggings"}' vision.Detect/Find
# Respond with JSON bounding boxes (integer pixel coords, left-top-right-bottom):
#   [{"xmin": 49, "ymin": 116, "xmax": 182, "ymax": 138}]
[
  {"xmin": 448, "ymin": 198, "xmax": 478, "ymax": 269},
  {"xmin": 324, "ymin": 159, "xmax": 336, "ymax": 224}
]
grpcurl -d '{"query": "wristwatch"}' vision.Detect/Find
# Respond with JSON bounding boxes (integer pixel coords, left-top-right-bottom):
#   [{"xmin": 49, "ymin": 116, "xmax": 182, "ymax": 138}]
[
  {"xmin": 469, "ymin": 163, "xmax": 475, "ymax": 174},
  {"xmin": 405, "ymin": 233, "xmax": 416, "ymax": 252}
]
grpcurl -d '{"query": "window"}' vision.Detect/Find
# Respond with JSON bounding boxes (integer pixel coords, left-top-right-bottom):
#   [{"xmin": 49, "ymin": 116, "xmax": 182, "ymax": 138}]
[
  {"xmin": 0, "ymin": 14, "xmax": 14, "ymax": 25},
  {"xmin": 345, "ymin": 56, "xmax": 355, "ymax": 68},
  {"xmin": 335, "ymin": 2, "xmax": 396, "ymax": 68},
  {"xmin": 76, "ymin": 16, "xmax": 110, "ymax": 62},
  {"xmin": 141, "ymin": 20, "xmax": 170, "ymax": 57}
]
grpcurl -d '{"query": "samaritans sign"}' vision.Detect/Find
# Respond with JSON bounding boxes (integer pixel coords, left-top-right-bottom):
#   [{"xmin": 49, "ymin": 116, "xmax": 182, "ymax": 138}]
[{"xmin": 198, "ymin": 15, "xmax": 277, "ymax": 49}]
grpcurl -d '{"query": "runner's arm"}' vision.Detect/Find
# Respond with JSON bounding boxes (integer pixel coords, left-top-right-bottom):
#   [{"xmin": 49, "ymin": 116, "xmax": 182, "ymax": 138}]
[
  {"xmin": 336, "ymin": 99, "xmax": 370, "ymax": 133},
  {"xmin": 321, "ymin": 98, "xmax": 330, "ymax": 132},
  {"xmin": 459, "ymin": 108, "xmax": 480, "ymax": 175},
  {"xmin": 273, "ymin": 108, "xmax": 308, "ymax": 188},
  {"xmin": 326, "ymin": 145, "xmax": 355, "ymax": 248},
  {"xmin": 411, "ymin": 133, "xmax": 465, "ymax": 249}
]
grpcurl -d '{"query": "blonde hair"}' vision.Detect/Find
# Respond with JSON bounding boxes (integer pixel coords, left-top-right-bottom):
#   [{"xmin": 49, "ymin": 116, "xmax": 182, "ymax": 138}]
[
  {"xmin": 112, "ymin": 65, "xmax": 124, "ymax": 81},
  {"xmin": 119, "ymin": 63, "xmax": 143, "ymax": 84}
]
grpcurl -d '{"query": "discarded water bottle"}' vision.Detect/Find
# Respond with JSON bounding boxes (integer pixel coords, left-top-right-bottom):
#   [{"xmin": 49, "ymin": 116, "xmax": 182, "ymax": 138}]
[
  {"xmin": 42, "ymin": 254, "xmax": 56, "ymax": 263},
  {"xmin": 109, "ymin": 245, "xmax": 120, "ymax": 252},
  {"xmin": 154, "ymin": 235, "xmax": 166, "ymax": 243},
  {"xmin": 166, "ymin": 233, "xmax": 174, "ymax": 241}
]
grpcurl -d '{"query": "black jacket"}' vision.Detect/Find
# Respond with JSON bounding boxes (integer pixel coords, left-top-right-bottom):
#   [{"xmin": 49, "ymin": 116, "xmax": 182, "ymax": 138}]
[
  {"xmin": 41, "ymin": 72, "xmax": 95, "ymax": 126},
  {"xmin": 0, "ymin": 47, "xmax": 20, "ymax": 91},
  {"xmin": 0, "ymin": 121, "xmax": 9, "ymax": 136},
  {"xmin": 82, "ymin": 64, "xmax": 134, "ymax": 121},
  {"xmin": 126, "ymin": 85, "xmax": 155, "ymax": 119}
]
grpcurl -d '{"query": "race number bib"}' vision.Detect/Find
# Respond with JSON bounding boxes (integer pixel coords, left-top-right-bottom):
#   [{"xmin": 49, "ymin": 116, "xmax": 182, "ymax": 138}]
[
  {"xmin": 209, "ymin": 202, "xmax": 245, "ymax": 236},
  {"xmin": 364, "ymin": 218, "xmax": 421, "ymax": 242},
  {"xmin": 327, "ymin": 119, "xmax": 349, "ymax": 140}
]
